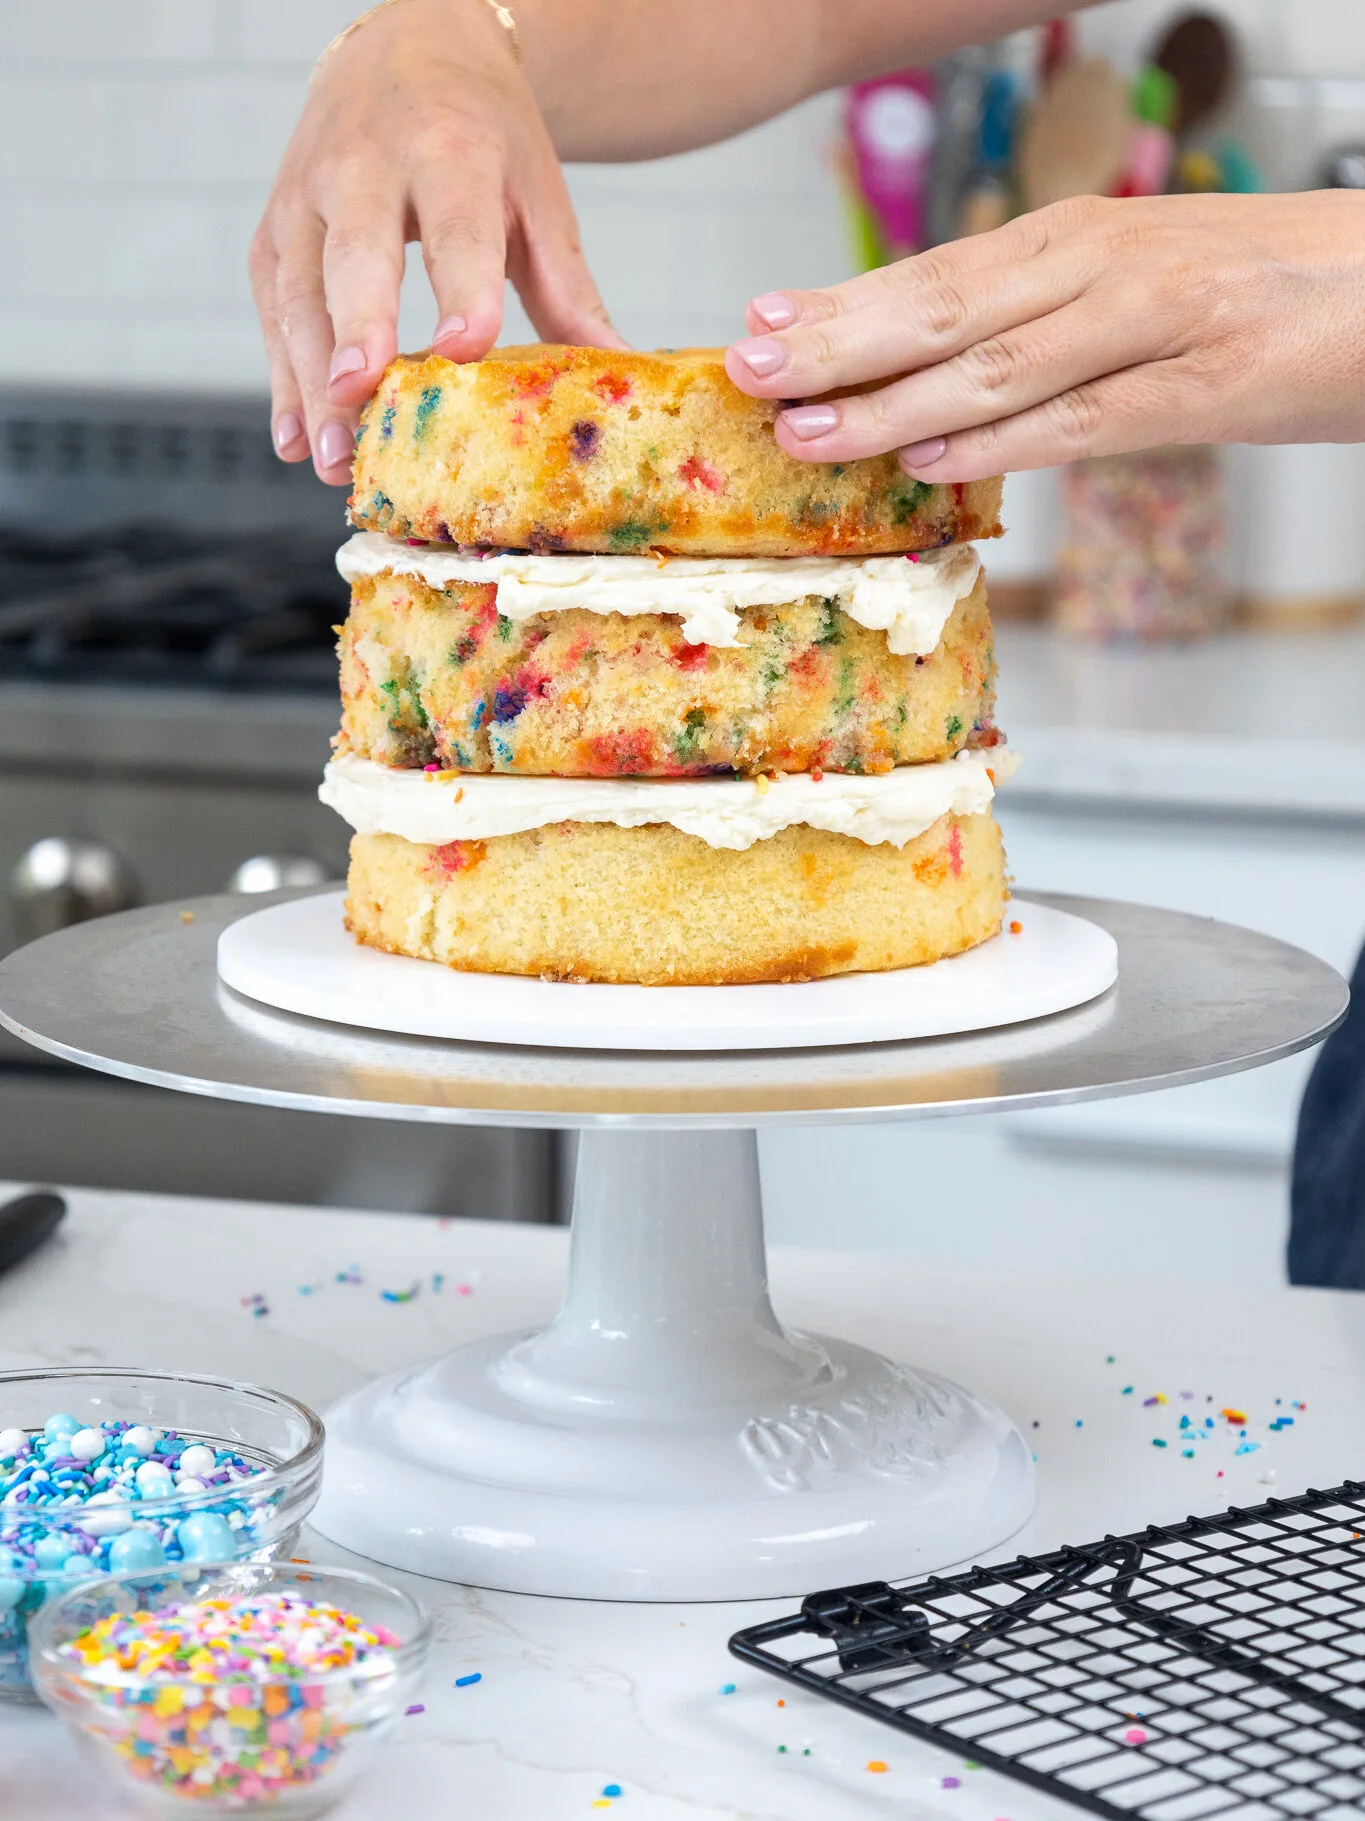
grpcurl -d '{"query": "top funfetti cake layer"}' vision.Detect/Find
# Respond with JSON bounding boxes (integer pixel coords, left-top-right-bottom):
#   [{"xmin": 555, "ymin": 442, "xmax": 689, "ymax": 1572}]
[{"xmin": 349, "ymin": 346, "xmax": 1003, "ymax": 559}]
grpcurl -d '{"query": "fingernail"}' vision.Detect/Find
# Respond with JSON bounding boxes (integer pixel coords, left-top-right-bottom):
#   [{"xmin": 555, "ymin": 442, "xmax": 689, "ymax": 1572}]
[
  {"xmin": 750, "ymin": 292, "xmax": 797, "ymax": 330},
  {"xmin": 781, "ymin": 404, "xmax": 840, "ymax": 442},
  {"xmin": 328, "ymin": 344, "xmax": 367, "ymax": 387},
  {"xmin": 433, "ymin": 314, "xmax": 468, "ymax": 346},
  {"xmin": 317, "ymin": 420, "xmax": 354, "ymax": 471},
  {"xmin": 728, "ymin": 336, "xmax": 788, "ymax": 379},
  {"xmin": 899, "ymin": 437, "xmax": 948, "ymax": 470},
  {"xmin": 273, "ymin": 412, "xmax": 304, "ymax": 454}
]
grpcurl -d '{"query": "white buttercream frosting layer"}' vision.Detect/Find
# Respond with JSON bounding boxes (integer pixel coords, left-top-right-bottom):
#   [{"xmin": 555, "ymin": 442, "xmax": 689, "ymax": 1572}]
[
  {"xmin": 336, "ymin": 532, "xmax": 982, "ymax": 657},
  {"xmin": 321, "ymin": 749, "xmax": 1017, "ymax": 853}
]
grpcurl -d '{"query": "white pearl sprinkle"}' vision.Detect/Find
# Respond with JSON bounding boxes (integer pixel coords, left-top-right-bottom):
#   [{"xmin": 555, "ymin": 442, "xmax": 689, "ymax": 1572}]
[
  {"xmin": 69, "ymin": 1427, "xmax": 106, "ymax": 1462},
  {"xmin": 177, "ymin": 1444, "xmax": 217, "ymax": 1480},
  {"xmin": 123, "ymin": 1426, "xmax": 158, "ymax": 1457},
  {"xmin": 80, "ymin": 1490, "xmax": 131, "ymax": 1536},
  {"xmin": 0, "ymin": 1428, "xmax": 25, "ymax": 1457}
]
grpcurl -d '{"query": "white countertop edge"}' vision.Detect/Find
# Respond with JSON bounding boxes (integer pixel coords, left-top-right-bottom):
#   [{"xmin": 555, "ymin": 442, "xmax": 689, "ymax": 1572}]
[{"xmin": 1003, "ymin": 726, "xmax": 1365, "ymax": 820}]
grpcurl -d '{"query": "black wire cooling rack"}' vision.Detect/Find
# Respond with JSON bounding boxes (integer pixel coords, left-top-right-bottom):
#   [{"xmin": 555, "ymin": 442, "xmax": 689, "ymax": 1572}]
[{"xmin": 729, "ymin": 1482, "xmax": 1365, "ymax": 1821}]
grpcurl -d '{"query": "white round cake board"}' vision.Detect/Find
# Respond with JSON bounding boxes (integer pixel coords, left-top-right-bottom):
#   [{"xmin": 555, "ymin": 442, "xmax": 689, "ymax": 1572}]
[{"xmin": 216, "ymin": 891, "xmax": 1117, "ymax": 1052}]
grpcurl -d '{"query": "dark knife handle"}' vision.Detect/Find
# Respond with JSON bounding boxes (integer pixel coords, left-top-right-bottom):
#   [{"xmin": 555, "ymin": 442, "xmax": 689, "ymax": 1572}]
[{"xmin": 0, "ymin": 1190, "xmax": 66, "ymax": 1276}]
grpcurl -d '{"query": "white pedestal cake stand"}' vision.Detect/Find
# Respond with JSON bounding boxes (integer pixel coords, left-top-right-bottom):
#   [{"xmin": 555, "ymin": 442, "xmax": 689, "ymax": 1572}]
[{"xmin": 0, "ymin": 892, "xmax": 1346, "ymax": 1601}]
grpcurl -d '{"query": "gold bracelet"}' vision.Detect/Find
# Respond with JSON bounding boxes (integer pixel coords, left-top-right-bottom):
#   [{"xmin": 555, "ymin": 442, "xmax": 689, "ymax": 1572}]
[{"xmin": 314, "ymin": 0, "xmax": 521, "ymax": 76}]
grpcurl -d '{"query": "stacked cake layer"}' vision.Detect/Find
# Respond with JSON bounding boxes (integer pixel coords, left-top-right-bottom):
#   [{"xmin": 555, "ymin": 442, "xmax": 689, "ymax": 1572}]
[
  {"xmin": 323, "ymin": 345, "xmax": 1011, "ymax": 985},
  {"xmin": 336, "ymin": 535, "xmax": 995, "ymax": 776},
  {"xmin": 349, "ymin": 345, "xmax": 1002, "ymax": 556}
]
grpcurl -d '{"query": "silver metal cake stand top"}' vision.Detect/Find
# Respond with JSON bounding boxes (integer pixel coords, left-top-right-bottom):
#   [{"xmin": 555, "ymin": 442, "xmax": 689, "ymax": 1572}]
[{"xmin": 0, "ymin": 889, "xmax": 1346, "ymax": 1129}]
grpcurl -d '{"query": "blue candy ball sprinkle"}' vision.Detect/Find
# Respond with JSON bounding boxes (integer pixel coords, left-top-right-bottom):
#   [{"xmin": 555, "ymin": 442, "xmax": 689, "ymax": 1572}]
[
  {"xmin": 108, "ymin": 1529, "xmax": 167, "ymax": 1574},
  {"xmin": 175, "ymin": 1511, "xmax": 237, "ymax": 1563}
]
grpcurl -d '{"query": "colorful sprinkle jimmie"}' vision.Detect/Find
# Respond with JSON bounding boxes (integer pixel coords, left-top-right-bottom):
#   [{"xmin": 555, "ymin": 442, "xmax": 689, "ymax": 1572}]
[{"xmin": 57, "ymin": 1592, "xmax": 400, "ymax": 1802}]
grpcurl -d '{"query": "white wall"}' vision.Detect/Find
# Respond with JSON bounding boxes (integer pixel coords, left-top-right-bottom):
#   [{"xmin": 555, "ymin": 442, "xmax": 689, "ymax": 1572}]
[
  {"xmin": 0, "ymin": 0, "xmax": 849, "ymax": 393},
  {"xmin": 7, "ymin": 0, "xmax": 1365, "ymax": 397}
]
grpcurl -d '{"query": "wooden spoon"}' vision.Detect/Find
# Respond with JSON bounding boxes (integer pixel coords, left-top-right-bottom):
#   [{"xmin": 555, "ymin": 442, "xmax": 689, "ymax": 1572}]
[{"xmin": 1019, "ymin": 57, "xmax": 1133, "ymax": 210}]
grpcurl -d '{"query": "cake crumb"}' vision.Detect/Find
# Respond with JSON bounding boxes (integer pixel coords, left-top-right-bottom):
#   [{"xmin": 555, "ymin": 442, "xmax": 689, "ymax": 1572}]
[{"xmin": 179, "ymin": 911, "xmax": 195, "ymax": 924}]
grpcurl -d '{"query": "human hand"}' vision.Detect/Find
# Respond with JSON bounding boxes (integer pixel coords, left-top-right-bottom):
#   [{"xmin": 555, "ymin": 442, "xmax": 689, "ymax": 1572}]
[
  {"xmin": 724, "ymin": 191, "xmax": 1365, "ymax": 479},
  {"xmin": 250, "ymin": 0, "xmax": 622, "ymax": 485}
]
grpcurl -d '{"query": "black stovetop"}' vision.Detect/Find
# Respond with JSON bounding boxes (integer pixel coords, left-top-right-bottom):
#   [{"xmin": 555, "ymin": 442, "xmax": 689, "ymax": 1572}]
[{"xmin": 0, "ymin": 527, "xmax": 347, "ymax": 693}]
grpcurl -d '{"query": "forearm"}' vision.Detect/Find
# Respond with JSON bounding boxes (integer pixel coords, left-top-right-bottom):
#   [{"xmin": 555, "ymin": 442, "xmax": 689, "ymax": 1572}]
[{"xmin": 513, "ymin": 0, "xmax": 1093, "ymax": 162}]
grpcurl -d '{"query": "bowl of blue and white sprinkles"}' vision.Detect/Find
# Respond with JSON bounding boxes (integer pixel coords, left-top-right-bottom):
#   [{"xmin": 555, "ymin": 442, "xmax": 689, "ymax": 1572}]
[{"xmin": 0, "ymin": 1369, "xmax": 324, "ymax": 1699}]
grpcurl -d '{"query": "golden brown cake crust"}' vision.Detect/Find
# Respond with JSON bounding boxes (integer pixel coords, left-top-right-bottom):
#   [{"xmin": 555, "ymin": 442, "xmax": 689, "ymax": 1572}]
[
  {"xmin": 338, "ymin": 570, "xmax": 999, "ymax": 776},
  {"xmin": 343, "ymin": 812, "xmax": 1006, "ymax": 986},
  {"xmin": 349, "ymin": 347, "xmax": 1004, "ymax": 558}
]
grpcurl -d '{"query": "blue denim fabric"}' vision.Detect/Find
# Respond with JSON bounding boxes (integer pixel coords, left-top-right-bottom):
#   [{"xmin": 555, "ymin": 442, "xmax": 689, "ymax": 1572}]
[{"xmin": 1289, "ymin": 945, "xmax": 1365, "ymax": 1287}]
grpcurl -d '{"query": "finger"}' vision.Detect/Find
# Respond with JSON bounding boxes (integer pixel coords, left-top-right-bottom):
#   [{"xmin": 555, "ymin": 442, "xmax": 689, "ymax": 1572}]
[
  {"xmin": 900, "ymin": 357, "xmax": 1213, "ymax": 483},
  {"xmin": 507, "ymin": 157, "xmax": 627, "ymax": 350},
  {"xmin": 769, "ymin": 290, "xmax": 1175, "ymax": 463},
  {"xmin": 274, "ymin": 211, "xmax": 356, "ymax": 485},
  {"xmin": 319, "ymin": 184, "xmax": 404, "ymax": 409},
  {"xmin": 410, "ymin": 144, "xmax": 509, "ymax": 361},
  {"xmin": 249, "ymin": 223, "xmax": 310, "ymax": 463},
  {"xmin": 728, "ymin": 242, "xmax": 1104, "ymax": 403},
  {"xmin": 741, "ymin": 194, "xmax": 1110, "ymax": 340}
]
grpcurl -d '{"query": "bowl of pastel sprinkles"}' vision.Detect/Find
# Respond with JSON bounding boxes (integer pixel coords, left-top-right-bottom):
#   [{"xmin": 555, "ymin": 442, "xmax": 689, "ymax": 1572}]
[
  {"xmin": 0, "ymin": 1369, "xmax": 324, "ymax": 1697},
  {"xmin": 29, "ymin": 1562, "xmax": 428, "ymax": 1817}
]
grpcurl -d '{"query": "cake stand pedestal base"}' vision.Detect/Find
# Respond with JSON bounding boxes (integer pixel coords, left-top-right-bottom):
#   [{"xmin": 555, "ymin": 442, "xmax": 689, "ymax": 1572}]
[{"xmin": 312, "ymin": 1129, "xmax": 1034, "ymax": 1600}]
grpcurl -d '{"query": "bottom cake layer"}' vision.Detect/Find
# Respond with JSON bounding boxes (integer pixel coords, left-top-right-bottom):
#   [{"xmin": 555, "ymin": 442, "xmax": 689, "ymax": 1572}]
[{"xmin": 344, "ymin": 812, "xmax": 1007, "ymax": 986}]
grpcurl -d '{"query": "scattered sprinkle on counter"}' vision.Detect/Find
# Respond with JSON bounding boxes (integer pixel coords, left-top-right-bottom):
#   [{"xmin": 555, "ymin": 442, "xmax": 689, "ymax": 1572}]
[
  {"xmin": 719, "ymin": 1681, "xmax": 736, "ymax": 1695},
  {"xmin": 57, "ymin": 1592, "xmax": 401, "ymax": 1802},
  {"xmin": 454, "ymin": 1672, "xmax": 481, "ymax": 1687},
  {"xmin": 866, "ymin": 1759, "xmax": 888, "ymax": 1773}
]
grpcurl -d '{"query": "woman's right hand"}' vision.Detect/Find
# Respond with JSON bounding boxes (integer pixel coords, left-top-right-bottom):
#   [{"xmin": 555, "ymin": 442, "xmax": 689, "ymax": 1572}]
[{"xmin": 250, "ymin": 0, "xmax": 623, "ymax": 485}]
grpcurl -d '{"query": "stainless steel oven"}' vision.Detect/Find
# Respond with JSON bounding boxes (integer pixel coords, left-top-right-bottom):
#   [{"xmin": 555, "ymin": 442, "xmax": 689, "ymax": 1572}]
[{"xmin": 0, "ymin": 388, "xmax": 560, "ymax": 1221}]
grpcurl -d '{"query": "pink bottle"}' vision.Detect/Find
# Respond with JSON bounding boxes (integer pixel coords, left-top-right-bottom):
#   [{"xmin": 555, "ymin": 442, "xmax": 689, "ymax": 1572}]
[{"xmin": 845, "ymin": 72, "xmax": 937, "ymax": 259}]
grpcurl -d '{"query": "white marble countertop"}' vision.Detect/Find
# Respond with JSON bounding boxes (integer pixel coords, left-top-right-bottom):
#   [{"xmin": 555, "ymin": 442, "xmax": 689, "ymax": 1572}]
[
  {"xmin": 5, "ymin": 1183, "xmax": 1365, "ymax": 1820},
  {"xmin": 996, "ymin": 625, "xmax": 1365, "ymax": 818}
]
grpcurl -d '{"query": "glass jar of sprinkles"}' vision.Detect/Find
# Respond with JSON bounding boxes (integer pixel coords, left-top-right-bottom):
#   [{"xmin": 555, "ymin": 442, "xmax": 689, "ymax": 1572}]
[
  {"xmin": 1053, "ymin": 446, "xmax": 1232, "ymax": 641},
  {"xmin": 0, "ymin": 1370, "xmax": 323, "ymax": 1700},
  {"xmin": 30, "ymin": 1561, "xmax": 429, "ymax": 1818}
]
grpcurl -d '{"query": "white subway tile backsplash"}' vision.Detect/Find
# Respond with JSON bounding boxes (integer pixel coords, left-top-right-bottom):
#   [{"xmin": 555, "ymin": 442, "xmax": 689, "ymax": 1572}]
[
  {"xmin": 0, "ymin": 307, "xmax": 122, "ymax": 387},
  {"xmin": 2, "ymin": 193, "xmax": 222, "ymax": 306},
  {"xmin": 218, "ymin": 0, "xmax": 367, "ymax": 64},
  {"xmin": 4, "ymin": 0, "xmax": 217, "ymax": 61},
  {"xmin": 0, "ymin": 68, "xmax": 307, "ymax": 189},
  {"xmin": 572, "ymin": 191, "xmax": 852, "ymax": 325},
  {"xmin": 572, "ymin": 93, "xmax": 844, "ymax": 202},
  {"xmin": 120, "ymin": 308, "xmax": 272, "ymax": 389}
]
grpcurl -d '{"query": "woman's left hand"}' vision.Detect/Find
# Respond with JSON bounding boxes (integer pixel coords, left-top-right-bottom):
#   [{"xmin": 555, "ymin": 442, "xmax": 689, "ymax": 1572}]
[{"xmin": 724, "ymin": 190, "xmax": 1365, "ymax": 478}]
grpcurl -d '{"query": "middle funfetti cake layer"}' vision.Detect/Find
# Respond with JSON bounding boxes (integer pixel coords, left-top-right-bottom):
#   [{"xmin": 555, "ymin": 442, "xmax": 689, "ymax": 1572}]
[{"xmin": 336, "ymin": 536, "xmax": 997, "ymax": 777}]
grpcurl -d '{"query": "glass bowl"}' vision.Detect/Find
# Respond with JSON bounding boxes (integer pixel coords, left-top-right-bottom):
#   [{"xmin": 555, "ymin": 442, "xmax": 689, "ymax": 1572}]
[
  {"xmin": 29, "ymin": 1561, "xmax": 429, "ymax": 1819},
  {"xmin": 0, "ymin": 1369, "xmax": 324, "ymax": 1700}
]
